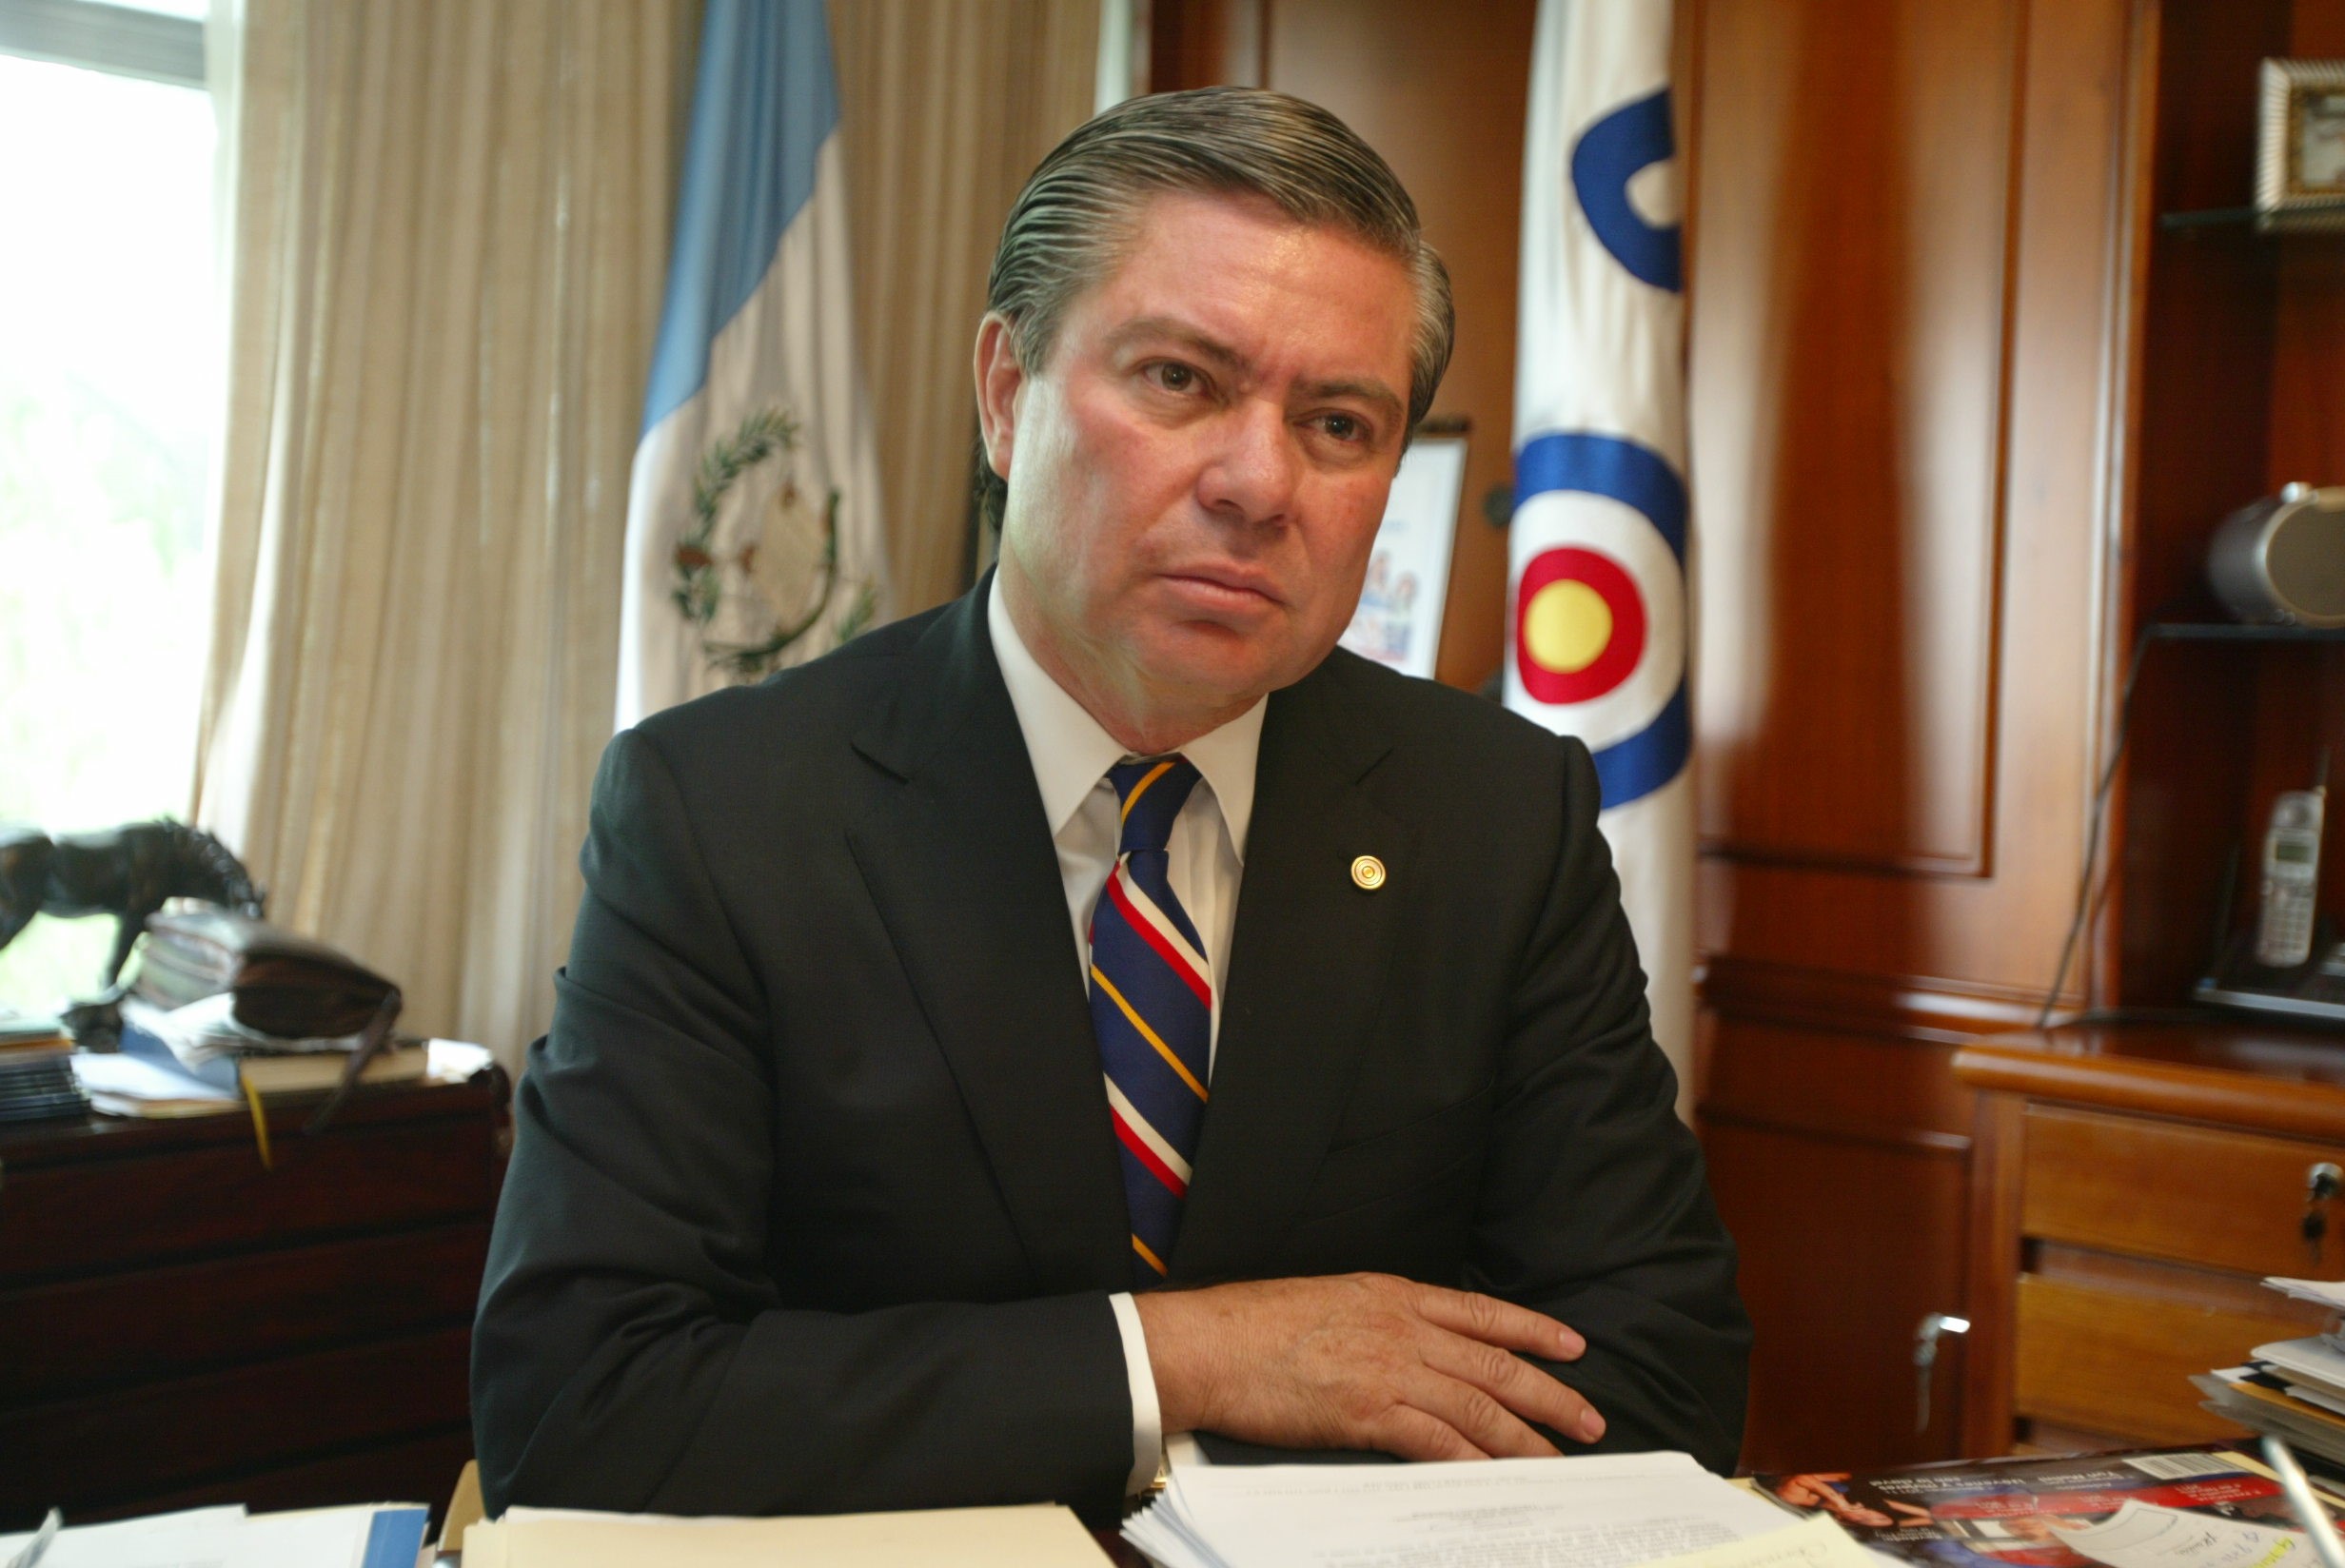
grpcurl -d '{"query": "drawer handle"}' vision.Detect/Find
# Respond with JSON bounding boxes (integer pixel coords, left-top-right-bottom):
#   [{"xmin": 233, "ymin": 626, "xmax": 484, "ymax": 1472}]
[{"xmin": 1914, "ymin": 1311, "xmax": 1969, "ymax": 1433}]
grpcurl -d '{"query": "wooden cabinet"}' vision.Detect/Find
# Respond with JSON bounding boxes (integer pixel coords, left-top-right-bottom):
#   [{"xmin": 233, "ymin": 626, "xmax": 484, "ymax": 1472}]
[
  {"xmin": 1956, "ymin": 1023, "xmax": 2345, "ymax": 1455},
  {"xmin": 0, "ymin": 1075, "xmax": 505, "ymax": 1529}
]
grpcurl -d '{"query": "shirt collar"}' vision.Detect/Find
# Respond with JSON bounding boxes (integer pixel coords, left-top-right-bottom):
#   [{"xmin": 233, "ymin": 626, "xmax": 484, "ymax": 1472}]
[{"xmin": 988, "ymin": 575, "xmax": 1265, "ymax": 859}]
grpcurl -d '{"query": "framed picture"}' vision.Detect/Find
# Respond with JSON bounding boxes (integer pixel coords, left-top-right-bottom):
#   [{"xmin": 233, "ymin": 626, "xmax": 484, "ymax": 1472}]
[
  {"xmin": 1338, "ymin": 435, "xmax": 1468, "ymax": 681},
  {"xmin": 2258, "ymin": 58, "xmax": 2345, "ymax": 231}
]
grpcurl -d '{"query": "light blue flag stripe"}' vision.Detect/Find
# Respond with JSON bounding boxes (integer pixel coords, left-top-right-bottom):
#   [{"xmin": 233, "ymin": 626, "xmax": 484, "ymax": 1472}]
[{"xmin": 640, "ymin": 0, "xmax": 840, "ymax": 435}]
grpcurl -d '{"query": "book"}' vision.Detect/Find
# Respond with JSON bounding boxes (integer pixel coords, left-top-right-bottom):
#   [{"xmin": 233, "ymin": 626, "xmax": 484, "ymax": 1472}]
[
  {"xmin": 1748, "ymin": 1445, "xmax": 2341, "ymax": 1568},
  {"xmin": 237, "ymin": 1043, "xmax": 428, "ymax": 1095},
  {"xmin": 0, "ymin": 1009, "xmax": 72, "ymax": 1055}
]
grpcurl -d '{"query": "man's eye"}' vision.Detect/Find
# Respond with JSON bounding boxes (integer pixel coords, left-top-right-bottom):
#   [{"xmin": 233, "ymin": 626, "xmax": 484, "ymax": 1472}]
[
  {"xmin": 1319, "ymin": 413, "xmax": 1368, "ymax": 444},
  {"xmin": 1147, "ymin": 363, "xmax": 1198, "ymax": 393}
]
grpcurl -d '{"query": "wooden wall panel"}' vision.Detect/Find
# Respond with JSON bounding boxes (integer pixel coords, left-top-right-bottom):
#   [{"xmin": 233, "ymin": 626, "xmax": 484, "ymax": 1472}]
[
  {"xmin": 1690, "ymin": 0, "xmax": 2127, "ymax": 1000},
  {"xmin": 1690, "ymin": 0, "xmax": 2021, "ymax": 875}
]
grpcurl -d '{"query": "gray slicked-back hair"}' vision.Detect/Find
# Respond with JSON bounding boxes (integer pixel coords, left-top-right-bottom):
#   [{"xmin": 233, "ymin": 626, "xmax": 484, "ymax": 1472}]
[{"xmin": 974, "ymin": 86, "xmax": 1455, "ymax": 529}]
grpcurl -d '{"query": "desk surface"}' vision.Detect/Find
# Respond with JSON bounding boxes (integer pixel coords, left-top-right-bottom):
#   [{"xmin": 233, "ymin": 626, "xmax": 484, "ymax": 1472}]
[{"xmin": 1953, "ymin": 1018, "xmax": 2345, "ymax": 1138}]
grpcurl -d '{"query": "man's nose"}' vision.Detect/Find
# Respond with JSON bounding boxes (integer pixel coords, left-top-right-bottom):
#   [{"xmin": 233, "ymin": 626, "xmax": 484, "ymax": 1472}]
[{"xmin": 1195, "ymin": 400, "xmax": 1298, "ymax": 526}]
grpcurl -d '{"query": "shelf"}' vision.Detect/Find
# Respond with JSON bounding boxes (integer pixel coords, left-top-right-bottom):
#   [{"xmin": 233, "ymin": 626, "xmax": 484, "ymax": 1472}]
[
  {"xmin": 2146, "ymin": 621, "xmax": 2345, "ymax": 643},
  {"xmin": 2158, "ymin": 198, "xmax": 2345, "ymax": 233}
]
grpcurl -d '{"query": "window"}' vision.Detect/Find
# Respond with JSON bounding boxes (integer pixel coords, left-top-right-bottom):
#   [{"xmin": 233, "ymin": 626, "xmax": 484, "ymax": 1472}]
[{"xmin": 0, "ymin": 0, "xmax": 218, "ymax": 1010}]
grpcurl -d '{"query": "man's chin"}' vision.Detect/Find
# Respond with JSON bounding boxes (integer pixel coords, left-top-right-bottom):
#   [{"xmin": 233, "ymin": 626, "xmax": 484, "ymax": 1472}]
[{"xmin": 1135, "ymin": 625, "xmax": 1334, "ymax": 709}]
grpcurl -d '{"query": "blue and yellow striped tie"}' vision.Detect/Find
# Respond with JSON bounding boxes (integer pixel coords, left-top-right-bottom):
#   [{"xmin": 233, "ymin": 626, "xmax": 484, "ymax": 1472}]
[{"xmin": 1091, "ymin": 755, "xmax": 1212, "ymax": 1287}]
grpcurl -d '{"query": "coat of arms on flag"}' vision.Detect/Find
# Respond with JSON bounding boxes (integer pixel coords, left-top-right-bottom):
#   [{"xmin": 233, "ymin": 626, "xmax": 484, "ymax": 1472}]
[
  {"xmin": 616, "ymin": 0, "xmax": 886, "ymax": 728},
  {"xmin": 668, "ymin": 408, "xmax": 875, "ymax": 683}
]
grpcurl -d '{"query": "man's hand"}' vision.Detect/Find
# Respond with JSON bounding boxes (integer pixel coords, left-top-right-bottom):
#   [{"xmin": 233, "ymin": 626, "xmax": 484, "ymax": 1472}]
[{"xmin": 1132, "ymin": 1273, "xmax": 1603, "ymax": 1460}]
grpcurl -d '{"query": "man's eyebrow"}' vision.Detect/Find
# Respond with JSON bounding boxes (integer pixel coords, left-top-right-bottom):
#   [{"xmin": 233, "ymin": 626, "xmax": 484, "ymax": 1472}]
[
  {"xmin": 1104, "ymin": 316, "xmax": 1247, "ymax": 373},
  {"xmin": 1107, "ymin": 316, "xmax": 1408, "ymax": 428},
  {"xmin": 1298, "ymin": 376, "xmax": 1405, "ymax": 429}
]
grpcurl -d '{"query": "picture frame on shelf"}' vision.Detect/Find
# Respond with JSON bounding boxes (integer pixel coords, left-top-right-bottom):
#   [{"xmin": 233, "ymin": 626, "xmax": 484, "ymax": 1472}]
[{"xmin": 2258, "ymin": 58, "xmax": 2345, "ymax": 232}]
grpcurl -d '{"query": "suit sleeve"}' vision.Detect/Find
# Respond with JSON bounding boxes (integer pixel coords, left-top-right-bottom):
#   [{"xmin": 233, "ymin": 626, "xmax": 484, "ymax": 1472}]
[
  {"xmin": 1468, "ymin": 737, "xmax": 1751, "ymax": 1474},
  {"xmin": 470, "ymin": 728, "xmax": 1134, "ymax": 1521}
]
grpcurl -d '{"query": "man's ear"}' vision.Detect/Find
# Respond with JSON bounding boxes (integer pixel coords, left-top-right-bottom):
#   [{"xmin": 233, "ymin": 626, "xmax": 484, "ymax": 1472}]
[{"xmin": 973, "ymin": 312, "xmax": 1025, "ymax": 484}]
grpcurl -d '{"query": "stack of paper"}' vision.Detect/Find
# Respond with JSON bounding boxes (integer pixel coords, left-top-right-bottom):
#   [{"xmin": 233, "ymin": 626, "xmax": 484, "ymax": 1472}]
[
  {"xmin": 72, "ymin": 1032, "xmax": 492, "ymax": 1117},
  {"xmin": 2197, "ymin": 1335, "xmax": 2345, "ymax": 1466},
  {"xmin": 462, "ymin": 1503, "xmax": 1107, "ymax": 1566},
  {"xmin": 0, "ymin": 1501, "xmax": 425, "ymax": 1567},
  {"xmin": 2262, "ymin": 1278, "xmax": 2345, "ymax": 1315},
  {"xmin": 1125, "ymin": 1450, "xmax": 1808, "ymax": 1568}
]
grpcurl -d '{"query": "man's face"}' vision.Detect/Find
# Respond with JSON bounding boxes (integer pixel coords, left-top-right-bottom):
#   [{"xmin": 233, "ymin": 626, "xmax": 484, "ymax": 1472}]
[{"xmin": 979, "ymin": 191, "xmax": 1420, "ymax": 723}]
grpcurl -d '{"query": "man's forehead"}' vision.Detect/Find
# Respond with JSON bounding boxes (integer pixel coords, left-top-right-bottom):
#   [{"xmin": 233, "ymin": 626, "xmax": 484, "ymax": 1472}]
[{"xmin": 1076, "ymin": 192, "xmax": 1416, "ymax": 370}]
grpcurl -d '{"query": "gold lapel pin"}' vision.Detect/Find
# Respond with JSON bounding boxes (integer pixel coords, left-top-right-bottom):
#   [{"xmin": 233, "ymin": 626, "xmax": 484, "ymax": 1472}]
[{"xmin": 1350, "ymin": 854, "xmax": 1387, "ymax": 892}]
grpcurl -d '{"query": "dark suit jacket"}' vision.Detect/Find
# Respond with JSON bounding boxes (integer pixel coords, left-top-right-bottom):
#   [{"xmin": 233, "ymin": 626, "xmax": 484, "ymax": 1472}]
[{"xmin": 471, "ymin": 578, "xmax": 1749, "ymax": 1522}]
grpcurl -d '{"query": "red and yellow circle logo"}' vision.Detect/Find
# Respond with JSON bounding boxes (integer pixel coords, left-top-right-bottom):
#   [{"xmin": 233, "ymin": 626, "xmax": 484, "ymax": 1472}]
[{"xmin": 1513, "ymin": 545, "xmax": 1645, "ymax": 707}]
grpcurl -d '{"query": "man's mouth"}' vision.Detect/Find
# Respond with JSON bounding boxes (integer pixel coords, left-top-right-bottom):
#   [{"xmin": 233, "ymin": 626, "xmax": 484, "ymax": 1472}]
[{"xmin": 1162, "ymin": 568, "xmax": 1282, "ymax": 609}]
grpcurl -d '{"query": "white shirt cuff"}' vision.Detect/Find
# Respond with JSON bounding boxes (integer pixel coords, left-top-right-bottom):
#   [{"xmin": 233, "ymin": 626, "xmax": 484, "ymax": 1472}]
[{"xmin": 1109, "ymin": 1290, "xmax": 1165, "ymax": 1494}]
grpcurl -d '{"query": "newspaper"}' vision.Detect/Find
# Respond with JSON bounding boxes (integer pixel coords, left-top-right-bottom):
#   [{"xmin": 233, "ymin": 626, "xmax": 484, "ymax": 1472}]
[{"xmin": 1749, "ymin": 1447, "xmax": 2342, "ymax": 1568}]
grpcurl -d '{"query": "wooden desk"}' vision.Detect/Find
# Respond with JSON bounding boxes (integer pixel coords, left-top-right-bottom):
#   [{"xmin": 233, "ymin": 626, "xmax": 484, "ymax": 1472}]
[
  {"xmin": 1956, "ymin": 1021, "xmax": 2345, "ymax": 1456},
  {"xmin": 0, "ymin": 1071, "xmax": 506, "ymax": 1529}
]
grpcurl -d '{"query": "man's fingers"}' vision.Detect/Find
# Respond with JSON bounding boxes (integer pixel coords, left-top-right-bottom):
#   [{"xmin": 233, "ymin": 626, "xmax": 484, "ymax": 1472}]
[
  {"xmin": 1397, "ymin": 1366, "xmax": 1560, "ymax": 1460},
  {"xmin": 1422, "ymin": 1335, "xmax": 1606, "ymax": 1444},
  {"xmin": 1406, "ymin": 1282, "xmax": 1586, "ymax": 1361},
  {"xmin": 1369, "ymin": 1401, "xmax": 1492, "ymax": 1463}
]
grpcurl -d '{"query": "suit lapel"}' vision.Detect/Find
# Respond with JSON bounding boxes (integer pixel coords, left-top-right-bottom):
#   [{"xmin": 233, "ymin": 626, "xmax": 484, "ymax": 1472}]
[
  {"xmin": 846, "ymin": 584, "xmax": 1130, "ymax": 1295},
  {"xmin": 1174, "ymin": 661, "xmax": 1412, "ymax": 1280}
]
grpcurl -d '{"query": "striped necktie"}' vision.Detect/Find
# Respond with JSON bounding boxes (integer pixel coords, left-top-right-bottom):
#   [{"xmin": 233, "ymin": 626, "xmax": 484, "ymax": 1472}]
[{"xmin": 1090, "ymin": 755, "xmax": 1212, "ymax": 1287}]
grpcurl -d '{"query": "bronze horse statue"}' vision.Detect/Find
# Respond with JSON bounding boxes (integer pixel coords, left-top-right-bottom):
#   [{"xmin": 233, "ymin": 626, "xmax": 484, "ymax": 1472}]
[{"xmin": 0, "ymin": 819, "xmax": 266, "ymax": 990}]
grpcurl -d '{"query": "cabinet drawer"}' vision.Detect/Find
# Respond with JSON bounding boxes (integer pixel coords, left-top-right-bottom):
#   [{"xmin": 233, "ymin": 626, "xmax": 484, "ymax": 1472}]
[
  {"xmin": 2014, "ymin": 1275, "xmax": 2301, "ymax": 1444},
  {"xmin": 0, "ymin": 1223, "xmax": 489, "ymax": 1403},
  {"xmin": 2021, "ymin": 1105, "xmax": 2345, "ymax": 1274},
  {"xmin": 0, "ymin": 1117, "xmax": 497, "ymax": 1284},
  {"xmin": 0, "ymin": 1324, "xmax": 471, "ymax": 1515}
]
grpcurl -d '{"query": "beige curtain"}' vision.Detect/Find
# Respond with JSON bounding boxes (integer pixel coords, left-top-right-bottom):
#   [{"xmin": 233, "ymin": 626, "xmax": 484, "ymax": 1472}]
[
  {"xmin": 193, "ymin": 0, "xmax": 700, "ymax": 1066},
  {"xmin": 830, "ymin": 0, "xmax": 1102, "ymax": 616}
]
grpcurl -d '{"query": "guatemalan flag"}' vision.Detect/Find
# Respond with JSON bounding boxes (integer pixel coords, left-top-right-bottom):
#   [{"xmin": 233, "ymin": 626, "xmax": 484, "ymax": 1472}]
[
  {"xmin": 617, "ymin": 0, "xmax": 886, "ymax": 729},
  {"xmin": 1507, "ymin": 0, "xmax": 1695, "ymax": 1114}
]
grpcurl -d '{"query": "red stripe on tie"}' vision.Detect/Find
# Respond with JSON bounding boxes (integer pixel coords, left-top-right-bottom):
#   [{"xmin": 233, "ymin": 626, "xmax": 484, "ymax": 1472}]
[
  {"xmin": 1112, "ymin": 1107, "xmax": 1189, "ymax": 1197},
  {"xmin": 1107, "ymin": 871, "xmax": 1212, "ymax": 1008}
]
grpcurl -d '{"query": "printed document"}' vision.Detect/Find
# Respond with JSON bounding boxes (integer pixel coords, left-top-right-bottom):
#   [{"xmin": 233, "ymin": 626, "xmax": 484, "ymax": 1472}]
[
  {"xmin": 1123, "ymin": 1449, "xmax": 1800, "ymax": 1568},
  {"xmin": 1637, "ymin": 1513, "xmax": 1889, "ymax": 1568},
  {"xmin": 2052, "ymin": 1501, "xmax": 2309, "ymax": 1568}
]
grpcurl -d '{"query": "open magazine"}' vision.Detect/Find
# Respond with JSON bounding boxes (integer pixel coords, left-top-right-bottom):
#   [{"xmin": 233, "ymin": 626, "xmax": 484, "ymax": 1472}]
[{"xmin": 1750, "ymin": 1446, "xmax": 2345, "ymax": 1568}]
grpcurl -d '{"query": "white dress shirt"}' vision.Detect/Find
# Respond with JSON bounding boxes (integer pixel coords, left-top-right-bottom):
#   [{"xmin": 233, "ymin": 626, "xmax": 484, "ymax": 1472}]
[{"xmin": 986, "ymin": 578, "xmax": 1266, "ymax": 1495}]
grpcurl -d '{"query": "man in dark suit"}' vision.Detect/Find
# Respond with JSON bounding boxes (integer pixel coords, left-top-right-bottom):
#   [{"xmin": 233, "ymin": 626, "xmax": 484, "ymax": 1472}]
[{"xmin": 472, "ymin": 86, "xmax": 1747, "ymax": 1523}]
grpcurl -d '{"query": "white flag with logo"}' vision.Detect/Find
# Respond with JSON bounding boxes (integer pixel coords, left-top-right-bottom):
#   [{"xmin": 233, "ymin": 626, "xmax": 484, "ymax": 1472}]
[
  {"xmin": 616, "ymin": 0, "xmax": 887, "ymax": 729},
  {"xmin": 1507, "ymin": 0, "xmax": 1695, "ymax": 1115}
]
